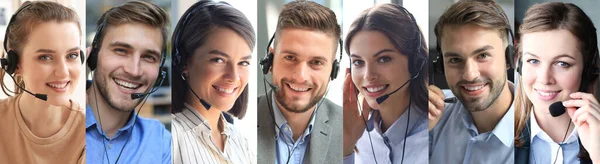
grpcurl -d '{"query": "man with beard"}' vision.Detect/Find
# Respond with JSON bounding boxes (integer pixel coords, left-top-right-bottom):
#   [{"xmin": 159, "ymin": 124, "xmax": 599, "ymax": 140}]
[
  {"xmin": 428, "ymin": 0, "xmax": 514, "ymax": 163},
  {"xmin": 257, "ymin": 1, "xmax": 343, "ymax": 164},
  {"xmin": 85, "ymin": 1, "xmax": 171, "ymax": 163}
]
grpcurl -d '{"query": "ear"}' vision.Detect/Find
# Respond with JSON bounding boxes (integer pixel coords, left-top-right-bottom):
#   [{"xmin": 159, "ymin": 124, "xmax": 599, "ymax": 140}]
[
  {"xmin": 182, "ymin": 64, "xmax": 189, "ymax": 78},
  {"xmin": 268, "ymin": 47, "xmax": 274, "ymax": 54}
]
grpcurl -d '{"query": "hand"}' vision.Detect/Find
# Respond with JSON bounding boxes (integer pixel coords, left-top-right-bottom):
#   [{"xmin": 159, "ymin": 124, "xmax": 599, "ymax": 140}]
[
  {"xmin": 562, "ymin": 92, "xmax": 600, "ymax": 163},
  {"xmin": 428, "ymin": 85, "xmax": 445, "ymax": 131},
  {"xmin": 343, "ymin": 69, "xmax": 372, "ymax": 157}
]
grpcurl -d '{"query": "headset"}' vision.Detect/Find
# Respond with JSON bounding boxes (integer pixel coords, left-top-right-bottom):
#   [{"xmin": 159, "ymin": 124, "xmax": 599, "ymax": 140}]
[
  {"xmin": 86, "ymin": 4, "xmax": 166, "ymax": 164},
  {"xmin": 432, "ymin": 4, "xmax": 515, "ymax": 74},
  {"xmin": 1, "ymin": 3, "xmax": 84, "ymax": 101},
  {"xmin": 260, "ymin": 30, "xmax": 342, "ymax": 164},
  {"xmin": 348, "ymin": 4, "xmax": 425, "ymax": 164}
]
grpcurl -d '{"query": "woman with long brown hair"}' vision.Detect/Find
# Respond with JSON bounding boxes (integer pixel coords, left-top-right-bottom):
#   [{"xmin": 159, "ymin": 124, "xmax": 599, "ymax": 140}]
[{"xmin": 514, "ymin": 2, "xmax": 600, "ymax": 163}]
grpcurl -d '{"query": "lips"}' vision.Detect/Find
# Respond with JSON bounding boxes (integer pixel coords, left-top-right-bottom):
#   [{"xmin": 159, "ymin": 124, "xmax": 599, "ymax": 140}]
[
  {"xmin": 362, "ymin": 84, "xmax": 389, "ymax": 97},
  {"xmin": 46, "ymin": 81, "xmax": 69, "ymax": 89},
  {"xmin": 212, "ymin": 85, "xmax": 236, "ymax": 94},
  {"xmin": 535, "ymin": 88, "xmax": 560, "ymax": 101},
  {"xmin": 460, "ymin": 83, "xmax": 487, "ymax": 96},
  {"xmin": 113, "ymin": 78, "xmax": 141, "ymax": 89}
]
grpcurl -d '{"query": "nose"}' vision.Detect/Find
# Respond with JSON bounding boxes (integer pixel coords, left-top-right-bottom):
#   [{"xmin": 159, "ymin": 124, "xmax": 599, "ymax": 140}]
[
  {"xmin": 461, "ymin": 59, "xmax": 480, "ymax": 81},
  {"xmin": 123, "ymin": 54, "xmax": 142, "ymax": 77},
  {"xmin": 54, "ymin": 59, "xmax": 70, "ymax": 78},
  {"xmin": 291, "ymin": 62, "xmax": 310, "ymax": 82},
  {"xmin": 534, "ymin": 64, "xmax": 554, "ymax": 85},
  {"xmin": 222, "ymin": 62, "xmax": 240, "ymax": 83},
  {"xmin": 364, "ymin": 62, "xmax": 379, "ymax": 81}
]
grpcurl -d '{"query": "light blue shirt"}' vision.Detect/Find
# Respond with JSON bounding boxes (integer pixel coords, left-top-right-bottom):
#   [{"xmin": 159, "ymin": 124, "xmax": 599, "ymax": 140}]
[
  {"xmin": 86, "ymin": 105, "xmax": 172, "ymax": 164},
  {"xmin": 272, "ymin": 94, "xmax": 317, "ymax": 164},
  {"xmin": 343, "ymin": 104, "xmax": 428, "ymax": 164},
  {"xmin": 429, "ymin": 91, "xmax": 514, "ymax": 164},
  {"xmin": 529, "ymin": 109, "xmax": 580, "ymax": 164}
]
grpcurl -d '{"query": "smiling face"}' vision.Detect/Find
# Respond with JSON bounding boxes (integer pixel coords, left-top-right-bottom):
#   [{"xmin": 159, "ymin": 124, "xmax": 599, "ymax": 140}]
[
  {"xmin": 183, "ymin": 27, "xmax": 251, "ymax": 111},
  {"xmin": 271, "ymin": 28, "xmax": 336, "ymax": 113},
  {"xmin": 93, "ymin": 23, "xmax": 162, "ymax": 112},
  {"xmin": 521, "ymin": 29, "xmax": 583, "ymax": 113},
  {"xmin": 16, "ymin": 21, "xmax": 81, "ymax": 106},
  {"xmin": 441, "ymin": 24, "xmax": 508, "ymax": 112},
  {"xmin": 349, "ymin": 30, "xmax": 411, "ymax": 110}
]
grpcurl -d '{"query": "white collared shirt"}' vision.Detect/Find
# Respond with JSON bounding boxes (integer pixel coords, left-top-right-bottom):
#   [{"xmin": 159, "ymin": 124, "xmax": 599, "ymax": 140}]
[{"xmin": 529, "ymin": 109, "xmax": 579, "ymax": 164}]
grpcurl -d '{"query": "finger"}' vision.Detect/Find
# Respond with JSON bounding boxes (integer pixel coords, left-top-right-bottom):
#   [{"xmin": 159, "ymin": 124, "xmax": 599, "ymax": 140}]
[
  {"xmin": 429, "ymin": 102, "xmax": 438, "ymax": 117},
  {"xmin": 428, "ymin": 89, "xmax": 444, "ymax": 109},
  {"xmin": 570, "ymin": 92, "xmax": 599, "ymax": 104},
  {"xmin": 429, "ymin": 85, "xmax": 445, "ymax": 100},
  {"xmin": 360, "ymin": 97, "xmax": 372, "ymax": 118},
  {"xmin": 567, "ymin": 107, "xmax": 577, "ymax": 121},
  {"xmin": 563, "ymin": 99, "xmax": 588, "ymax": 108},
  {"xmin": 343, "ymin": 73, "xmax": 353, "ymax": 102}
]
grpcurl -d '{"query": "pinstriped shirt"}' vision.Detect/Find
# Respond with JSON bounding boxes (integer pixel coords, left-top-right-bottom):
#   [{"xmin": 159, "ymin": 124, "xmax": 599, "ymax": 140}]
[{"xmin": 172, "ymin": 103, "xmax": 256, "ymax": 164}]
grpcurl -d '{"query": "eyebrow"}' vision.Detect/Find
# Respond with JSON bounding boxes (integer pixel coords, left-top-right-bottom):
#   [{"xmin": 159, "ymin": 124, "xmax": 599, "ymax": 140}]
[
  {"xmin": 524, "ymin": 52, "xmax": 576, "ymax": 60},
  {"xmin": 109, "ymin": 41, "xmax": 161, "ymax": 58},
  {"xmin": 443, "ymin": 45, "xmax": 494, "ymax": 57},
  {"xmin": 350, "ymin": 49, "xmax": 395, "ymax": 58},
  {"xmin": 35, "ymin": 47, "xmax": 81, "ymax": 54},
  {"xmin": 208, "ymin": 50, "xmax": 252, "ymax": 60}
]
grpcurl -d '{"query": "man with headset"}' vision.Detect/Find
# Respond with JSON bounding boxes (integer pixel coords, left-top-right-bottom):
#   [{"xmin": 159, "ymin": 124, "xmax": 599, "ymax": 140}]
[
  {"xmin": 85, "ymin": 1, "xmax": 171, "ymax": 163},
  {"xmin": 257, "ymin": 0, "xmax": 343, "ymax": 164},
  {"xmin": 428, "ymin": 0, "xmax": 515, "ymax": 163}
]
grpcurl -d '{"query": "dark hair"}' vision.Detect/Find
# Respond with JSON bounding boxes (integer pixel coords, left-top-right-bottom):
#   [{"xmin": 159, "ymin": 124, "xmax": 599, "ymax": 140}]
[
  {"xmin": 95, "ymin": 0, "xmax": 169, "ymax": 54},
  {"xmin": 171, "ymin": 1, "xmax": 255, "ymax": 119},
  {"xmin": 514, "ymin": 2, "xmax": 596, "ymax": 160},
  {"xmin": 345, "ymin": 3, "xmax": 428, "ymax": 111},
  {"xmin": 435, "ymin": 0, "xmax": 510, "ymax": 51},
  {"xmin": 1, "ymin": 1, "xmax": 80, "ymax": 96},
  {"xmin": 274, "ymin": 0, "xmax": 340, "ymax": 53}
]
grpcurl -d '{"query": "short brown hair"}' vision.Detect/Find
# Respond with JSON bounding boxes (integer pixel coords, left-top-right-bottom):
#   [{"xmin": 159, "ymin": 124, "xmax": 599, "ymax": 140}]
[
  {"xmin": 434, "ymin": 0, "xmax": 510, "ymax": 51},
  {"xmin": 274, "ymin": 0, "xmax": 340, "ymax": 53},
  {"xmin": 1, "ymin": 1, "xmax": 80, "ymax": 96},
  {"xmin": 96, "ymin": 0, "xmax": 169, "ymax": 52}
]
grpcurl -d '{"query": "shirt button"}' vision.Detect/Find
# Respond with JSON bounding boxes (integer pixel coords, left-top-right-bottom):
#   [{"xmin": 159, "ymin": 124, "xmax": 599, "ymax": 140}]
[{"xmin": 108, "ymin": 144, "xmax": 112, "ymax": 149}]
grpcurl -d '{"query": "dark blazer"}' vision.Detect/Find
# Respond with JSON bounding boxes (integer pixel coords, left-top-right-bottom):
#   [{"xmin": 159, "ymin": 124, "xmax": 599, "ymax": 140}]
[{"xmin": 256, "ymin": 91, "xmax": 343, "ymax": 164}]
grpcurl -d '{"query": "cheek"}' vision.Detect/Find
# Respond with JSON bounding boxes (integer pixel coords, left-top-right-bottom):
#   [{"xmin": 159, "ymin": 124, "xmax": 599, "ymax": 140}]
[
  {"xmin": 556, "ymin": 71, "xmax": 581, "ymax": 91},
  {"xmin": 351, "ymin": 71, "xmax": 362, "ymax": 88}
]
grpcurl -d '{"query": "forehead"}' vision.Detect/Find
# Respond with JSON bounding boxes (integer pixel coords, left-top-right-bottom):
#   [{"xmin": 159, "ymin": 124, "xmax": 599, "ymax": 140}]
[
  {"xmin": 101, "ymin": 23, "xmax": 162, "ymax": 52},
  {"xmin": 275, "ymin": 28, "xmax": 337, "ymax": 59},
  {"xmin": 24, "ymin": 22, "xmax": 80, "ymax": 51},
  {"xmin": 349, "ymin": 30, "xmax": 396, "ymax": 56},
  {"xmin": 521, "ymin": 29, "xmax": 581, "ymax": 60},
  {"xmin": 441, "ymin": 24, "xmax": 504, "ymax": 56},
  {"xmin": 194, "ymin": 27, "xmax": 252, "ymax": 57}
]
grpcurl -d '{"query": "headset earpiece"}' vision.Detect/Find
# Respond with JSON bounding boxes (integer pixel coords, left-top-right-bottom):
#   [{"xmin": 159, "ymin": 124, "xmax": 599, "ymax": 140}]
[
  {"xmin": 260, "ymin": 52, "xmax": 274, "ymax": 75},
  {"xmin": 330, "ymin": 59, "xmax": 340, "ymax": 80},
  {"xmin": 1, "ymin": 50, "xmax": 19, "ymax": 74}
]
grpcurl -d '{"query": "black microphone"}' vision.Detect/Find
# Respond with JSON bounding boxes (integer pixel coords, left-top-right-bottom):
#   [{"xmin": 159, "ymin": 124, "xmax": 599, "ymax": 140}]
[
  {"xmin": 549, "ymin": 101, "xmax": 566, "ymax": 117},
  {"xmin": 376, "ymin": 73, "xmax": 419, "ymax": 104},
  {"xmin": 131, "ymin": 71, "xmax": 166, "ymax": 100},
  {"xmin": 2, "ymin": 67, "xmax": 47, "ymax": 101},
  {"xmin": 181, "ymin": 74, "xmax": 212, "ymax": 110}
]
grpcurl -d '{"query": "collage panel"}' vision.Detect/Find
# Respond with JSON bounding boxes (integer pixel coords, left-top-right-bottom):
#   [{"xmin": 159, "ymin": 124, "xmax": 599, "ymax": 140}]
[
  {"xmin": 85, "ymin": 0, "xmax": 172, "ymax": 163},
  {"xmin": 428, "ymin": 0, "xmax": 515, "ymax": 163},
  {"xmin": 0, "ymin": 1, "xmax": 86, "ymax": 163},
  {"xmin": 514, "ymin": 0, "xmax": 600, "ymax": 163},
  {"xmin": 170, "ymin": 0, "xmax": 258, "ymax": 163},
  {"xmin": 341, "ymin": 0, "xmax": 429, "ymax": 164},
  {"xmin": 257, "ymin": 0, "xmax": 344, "ymax": 163}
]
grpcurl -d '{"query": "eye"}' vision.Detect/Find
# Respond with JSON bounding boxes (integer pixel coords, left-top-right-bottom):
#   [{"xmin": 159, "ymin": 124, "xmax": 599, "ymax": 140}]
[
  {"xmin": 211, "ymin": 58, "xmax": 225, "ymax": 63},
  {"xmin": 310, "ymin": 60, "xmax": 325, "ymax": 66},
  {"xmin": 38, "ymin": 55, "xmax": 52, "ymax": 61},
  {"xmin": 477, "ymin": 53, "xmax": 491, "ymax": 59},
  {"xmin": 114, "ymin": 48, "xmax": 128, "ymax": 55},
  {"xmin": 377, "ymin": 56, "xmax": 391, "ymax": 63},
  {"xmin": 142, "ymin": 54, "xmax": 158, "ymax": 63},
  {"xmin": 284, "ymin": 55, "xmax": 296, "ymax": 61},
  {"xmin": 556, "ymin": 61, "xmax": 571, "ymax": 67},
  {"xmin": 67, "ymin": 53, "xmax": 79, "ymax": 60},
  {"xmin": 447, "ymin": 57, "xmax": 462, "ymax": 64},
  {"xmin": 352, "ymin": 59, "xmax": 364, "ymax": 67},
  {"xmin": 526, "ymin": 59, "xmax": 539, "ymax": 65},
  {"xmin": 239, "ymin": 61, "xmax": 250, "ymax": 66}
]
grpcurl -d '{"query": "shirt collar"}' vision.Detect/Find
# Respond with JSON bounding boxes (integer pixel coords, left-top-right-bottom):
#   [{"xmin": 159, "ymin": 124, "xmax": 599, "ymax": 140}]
[
  {"xmin": 530, "ymin": 109, "xmax": 578, "ymax": 144},
  {"xmin": 493, "ymin": 104, "xmax": 514, "ymax": 147},
  {"xmin": 86, "ymin": 104, "xmax": 137, "ymax": 136},
  {"xmin": 180, "ymin": 103, "xmax": 233, "ymax": 136},
  {"xmin": 369, "ymin": 103, "xmax": 427, "ymax": 146},
  {"xmin": 271, "ymin": 93, "xmax": 318, "ymax": 138}
]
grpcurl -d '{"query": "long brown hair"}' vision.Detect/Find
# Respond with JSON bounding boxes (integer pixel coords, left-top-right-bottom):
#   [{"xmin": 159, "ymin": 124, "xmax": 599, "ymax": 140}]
[
  {"xmin": 1, "ymin": 1, "xmax": 80, "ymax": 96},
  {"xmin": 514, "ymin": 2, "xmax": 597, "ymax": 160}
]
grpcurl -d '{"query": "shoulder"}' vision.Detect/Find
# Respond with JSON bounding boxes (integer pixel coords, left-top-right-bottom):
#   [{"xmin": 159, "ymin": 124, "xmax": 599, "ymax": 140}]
[
  {"xmin": 321, "ymin": 98, "xmax": 342, "ymax": 118},
  {"xmin": 135, "ymin": 116, "xmax": 172, "ymax": 139}
]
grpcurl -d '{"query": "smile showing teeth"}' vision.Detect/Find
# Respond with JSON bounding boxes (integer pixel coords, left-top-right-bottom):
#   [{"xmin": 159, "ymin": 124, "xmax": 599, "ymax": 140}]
[
  {"xmin": 114, "ymin": 78, "xmax": 140, "ymax": 89},
  {"xmin": 215, "ymin": 86, "xmax": 234, "ymax": 93},
  {"xmin": 47, "ymin": 82, "xmax": 68, "ymax": 89},
  {"xmin": 366, "ymin": 86, "xmax": 386, "ymax": 93},
  {"xmin": 288, "ymin": 84, "xmax": 309, "ymax": 92},
  {"xmin": 463, "ymin": 85, "xmax": 485, "ymax": 91},
  {"xmin": 537, "ymin": 90, "xmax": 558, "ymax": 96}
]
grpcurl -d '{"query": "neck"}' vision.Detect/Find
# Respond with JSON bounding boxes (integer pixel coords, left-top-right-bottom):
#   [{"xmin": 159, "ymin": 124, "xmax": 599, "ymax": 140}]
[
  {"xmin": 87, "ymin": 84, "xmax": 132, "ymax": 138},
  {"xmin": 275, "ymin": 99, "xmax": 315, "ymax": 141},
  {"xmin": 471, "ymin": 81, "xmax": 513, "ymax": 133},
  {"xmin": 378, "ymin": 90, "xmax": 410, "ymax": 132},
  {"xmin": 533, "ymin": 106, "xmax": 574, "ymax": 143},
  {"xmin": 18, "ymin": 94, "xmax": 70, "ymax": 138}
]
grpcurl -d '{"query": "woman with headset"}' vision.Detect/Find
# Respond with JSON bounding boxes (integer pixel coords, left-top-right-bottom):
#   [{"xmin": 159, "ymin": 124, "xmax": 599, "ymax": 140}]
[
  {"xmin": 342, "ymin": 3, "xmax": 428, "ymax": 164},
  {"xmin": 514, "ymin": 2, "xmax": 600, "ymax": 163},
  {"xmin": 170, "ymin": 1, "xmax": 255, "ymax": 163},
  {"xmin": 0, "ymin": 1, "xmax": 85, "ymax": 163}
]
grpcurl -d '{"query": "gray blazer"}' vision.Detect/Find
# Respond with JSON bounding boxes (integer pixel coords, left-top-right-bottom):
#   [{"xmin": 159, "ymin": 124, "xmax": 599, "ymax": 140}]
[{"xmin": 257, "ymin": 91, "xmax": 343, "ymax": 164}]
